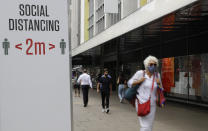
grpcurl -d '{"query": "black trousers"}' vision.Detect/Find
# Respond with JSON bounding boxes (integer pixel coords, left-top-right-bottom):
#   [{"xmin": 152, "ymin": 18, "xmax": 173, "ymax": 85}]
[
  {"xmin": 81, "ymin": 85, "xmax": 90, "ymax": 106},
  {"xmin": 101, "ymin": 91, "xmax": 110, "ymax": 109}
]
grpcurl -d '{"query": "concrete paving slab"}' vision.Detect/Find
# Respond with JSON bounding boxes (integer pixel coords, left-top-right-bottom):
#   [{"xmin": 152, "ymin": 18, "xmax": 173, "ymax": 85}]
[{"xmin": 73, "ymin": 89, "xmax": 208, "ymax": 131}]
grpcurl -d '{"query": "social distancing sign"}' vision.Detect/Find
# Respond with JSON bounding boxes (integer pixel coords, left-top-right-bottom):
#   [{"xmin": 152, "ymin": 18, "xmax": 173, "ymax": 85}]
[{"xmin": 0, "ymin": 0, "xmax": 72, "ymax": 131}]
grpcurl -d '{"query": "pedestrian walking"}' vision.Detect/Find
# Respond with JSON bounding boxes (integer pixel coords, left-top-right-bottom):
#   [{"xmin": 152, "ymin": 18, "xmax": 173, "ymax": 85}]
[
  {"xmin": 77, "ymin": 69, "xmax": 92, "ymax": 107},
  {"xmin": 73, "ymin": 72, "xmax": 80, "ymax": 97},
  {"xmin": 117, "ymin": 72, "xmax": 127, "ymax": 103},
  {"xmin": 128, "ymin": 55, "xmax": 163, "ymax": 131},
  {"xmin": 96, "ymin": 73, "xmax": 102, "ymax": 85},
  {"xmin": 97, "ymin": 68, "xmax": 112, "ymax": 113}
]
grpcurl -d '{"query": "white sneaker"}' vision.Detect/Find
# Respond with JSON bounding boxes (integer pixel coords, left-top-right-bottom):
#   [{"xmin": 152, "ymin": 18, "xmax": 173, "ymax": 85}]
[
  {"xmin": 102, "ymin": 108, "xmax": 105, "ymax": 113},
  {"xmin": 105, "ymin": 108, "xmax": 109, "ymax": 113}
]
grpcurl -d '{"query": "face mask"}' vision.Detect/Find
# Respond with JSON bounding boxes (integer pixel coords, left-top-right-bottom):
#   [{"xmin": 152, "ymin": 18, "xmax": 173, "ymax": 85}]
[{"xmin": 148, "ymin": 66, "xmax": 156, "ymax": 74}]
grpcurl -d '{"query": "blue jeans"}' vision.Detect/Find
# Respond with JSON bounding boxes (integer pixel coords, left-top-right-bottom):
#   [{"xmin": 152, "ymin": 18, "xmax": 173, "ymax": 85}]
[{"xmin": 118, "ymin": 84, "xmax": 125, "ymax": 101}]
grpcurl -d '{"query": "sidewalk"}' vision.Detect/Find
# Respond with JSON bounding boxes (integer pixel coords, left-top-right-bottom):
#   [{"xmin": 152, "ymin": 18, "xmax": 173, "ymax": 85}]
[{"xmin": 73, "ymin": 89, "xmax": 208, "ymax": 131}]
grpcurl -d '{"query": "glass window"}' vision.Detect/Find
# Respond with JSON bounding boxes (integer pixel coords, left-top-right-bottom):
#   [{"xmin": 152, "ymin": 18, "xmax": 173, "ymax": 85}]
[
  {"xmin": 160, "ymin": 54, "xmax": 208, "ymax": 103},
  {"xmin": 201, "ymin": 54, "xmax": 208, "ymax": 102},
  {"xmin": 161, "ymin": 57, "xmax": 189, "ymax": 100}
]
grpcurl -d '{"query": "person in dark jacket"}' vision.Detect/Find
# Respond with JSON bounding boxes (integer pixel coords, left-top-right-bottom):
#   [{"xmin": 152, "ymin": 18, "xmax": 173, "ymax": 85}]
[{"xmin": 97, "ymin": 68, "xmax": 112, "ymax": 113}]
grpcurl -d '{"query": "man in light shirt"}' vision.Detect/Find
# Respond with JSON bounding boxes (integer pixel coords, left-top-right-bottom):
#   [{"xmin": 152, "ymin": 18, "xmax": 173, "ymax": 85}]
[{"xmin": 77, "ymin": 69, "xmax": 92, "ymax": 107}]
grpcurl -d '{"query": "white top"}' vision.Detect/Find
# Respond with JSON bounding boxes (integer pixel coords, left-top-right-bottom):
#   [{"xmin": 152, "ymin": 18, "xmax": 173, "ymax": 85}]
[
  {"xmin": 128, "ymin": 70, "xmax": 163, "ymax": 105},
  {"xmin": 77, "ymin": 73, "xmax": 92, "ymax": 88}
]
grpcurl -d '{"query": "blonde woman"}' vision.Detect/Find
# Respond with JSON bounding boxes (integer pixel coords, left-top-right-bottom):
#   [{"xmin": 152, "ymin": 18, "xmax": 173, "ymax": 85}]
[{"xmin": 128, "ymin": 55, "xmax": 163, "ymax": 131}]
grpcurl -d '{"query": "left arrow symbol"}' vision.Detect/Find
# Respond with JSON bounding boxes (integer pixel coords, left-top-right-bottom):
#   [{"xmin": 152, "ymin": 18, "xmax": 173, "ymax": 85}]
[{"xmin": 15, "ymin": 44, "xmax": 22, "ymax": 50}]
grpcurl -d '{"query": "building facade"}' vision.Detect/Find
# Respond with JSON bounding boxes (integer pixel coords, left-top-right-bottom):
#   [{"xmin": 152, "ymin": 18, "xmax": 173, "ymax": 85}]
[{"xmin": 71, "ymin": 0, "xmax": 208, "ymax": 107}]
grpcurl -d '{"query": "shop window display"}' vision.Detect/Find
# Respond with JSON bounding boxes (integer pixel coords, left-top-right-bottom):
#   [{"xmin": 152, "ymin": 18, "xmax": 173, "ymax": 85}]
[
  {"xmin": 161, "ymin": 56, "xmax": 189, "ymax": 99},
  {"xmin": 161, "ymin": 54, "xmax": 208, "ymax": 103}
]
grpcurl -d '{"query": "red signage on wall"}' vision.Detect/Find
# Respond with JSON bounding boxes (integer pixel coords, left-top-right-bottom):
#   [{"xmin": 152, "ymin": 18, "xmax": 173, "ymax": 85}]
[{"xmin": 162, "ymin": 13, "xmax": 175, "ymax": 32}]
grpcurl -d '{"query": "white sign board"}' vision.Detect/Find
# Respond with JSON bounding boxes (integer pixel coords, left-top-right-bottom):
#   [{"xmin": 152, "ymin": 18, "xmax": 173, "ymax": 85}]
[
  {"xmin": 0, "ymin": 0, "xmax": 72, "ymax": 131},
  {"xmin": 104, "ymin": 0, "xmax": 118, "ymax": 14}
]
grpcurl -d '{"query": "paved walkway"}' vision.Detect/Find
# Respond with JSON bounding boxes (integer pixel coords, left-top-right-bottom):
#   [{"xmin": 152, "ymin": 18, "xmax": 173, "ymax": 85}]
[{"xmin": 73, "ymin": 89, "xmax": 208, "ymax": 131}]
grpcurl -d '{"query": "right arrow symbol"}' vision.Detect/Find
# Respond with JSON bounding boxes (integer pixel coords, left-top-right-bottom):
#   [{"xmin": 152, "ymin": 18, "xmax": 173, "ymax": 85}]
[
  {"xmin": 15, "ymin": 44, "xmax": 22, "ymax": 50},
  {"xmin": 49, "ymin": 44, "xmax": 55, "ymax": 50}
]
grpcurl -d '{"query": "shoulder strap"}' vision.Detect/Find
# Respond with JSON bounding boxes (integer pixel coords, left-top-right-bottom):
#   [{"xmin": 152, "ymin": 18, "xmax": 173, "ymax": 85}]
[{"xmin": 151, "ymin": 73, "xmax": 155, "ymax": 92}]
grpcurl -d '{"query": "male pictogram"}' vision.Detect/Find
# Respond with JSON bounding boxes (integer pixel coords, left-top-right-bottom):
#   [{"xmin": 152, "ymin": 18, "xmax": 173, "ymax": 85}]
[
  {"xmin": 60, "ymin": 39, "xmax": 66, "ymax": 55},
  {"xmin": 2, "ymin": 38, "xmax": 10, "ymax": 55}
]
